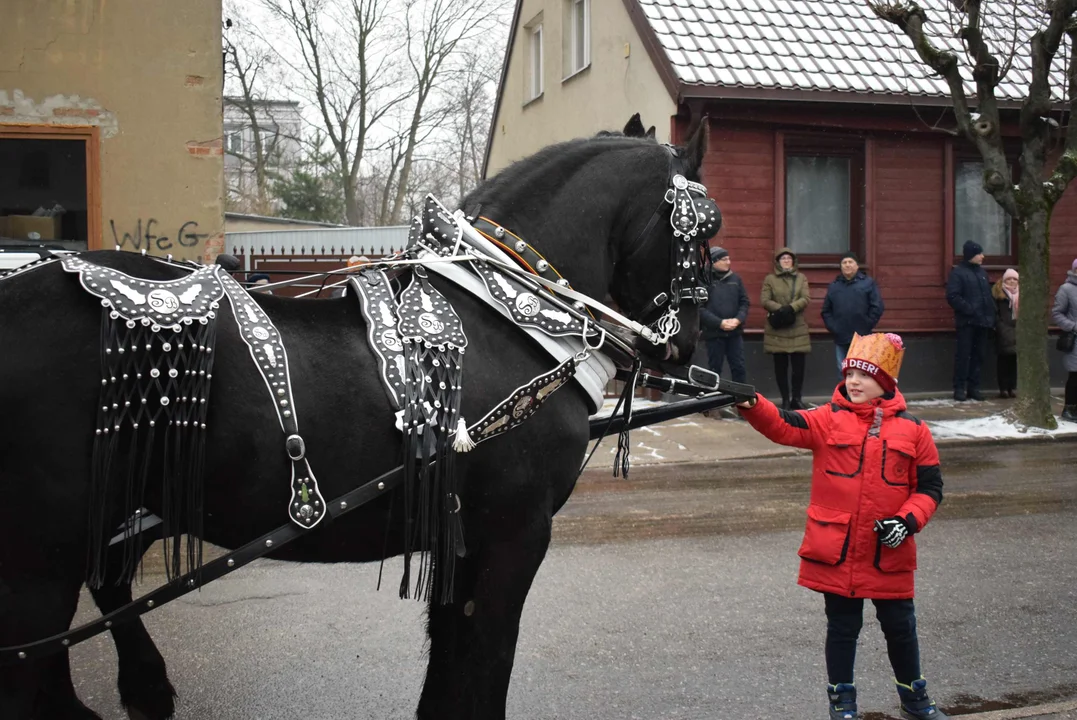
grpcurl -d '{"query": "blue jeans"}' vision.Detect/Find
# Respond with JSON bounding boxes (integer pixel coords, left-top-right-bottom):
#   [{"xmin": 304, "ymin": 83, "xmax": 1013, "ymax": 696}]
[
  {"xmin": 705, "ymin": 333, "xmax": 746, "ymax": 383},
  {"xmin": 835, "ymin": 343, "xmax": 850, "ymax": 377}
]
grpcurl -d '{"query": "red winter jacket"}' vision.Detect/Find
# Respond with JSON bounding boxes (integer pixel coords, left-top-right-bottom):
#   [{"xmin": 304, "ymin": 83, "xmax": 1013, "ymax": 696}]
[{"xmin": 740, "ymin": 386, "xmax": 943, "ymax": 600}]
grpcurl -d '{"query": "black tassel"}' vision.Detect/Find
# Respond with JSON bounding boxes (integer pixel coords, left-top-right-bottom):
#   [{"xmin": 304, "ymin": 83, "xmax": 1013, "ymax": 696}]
[{"xmin": 87, "ymin": 312, "xmax": 216, "ymax": 588}]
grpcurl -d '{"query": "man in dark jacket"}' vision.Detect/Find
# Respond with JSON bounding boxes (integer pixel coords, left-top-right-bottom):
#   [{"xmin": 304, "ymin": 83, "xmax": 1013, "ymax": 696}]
[
  {"xmin": 946, "ymin": 240, "xmax": 996, "ymax": 401},
  {"xmin": 700, "ymin": 246, "xmax": 749, "ymax": 383},
  {"xmin": 821, "ymin": 251, "xmax": 885, "ymax": 374}
]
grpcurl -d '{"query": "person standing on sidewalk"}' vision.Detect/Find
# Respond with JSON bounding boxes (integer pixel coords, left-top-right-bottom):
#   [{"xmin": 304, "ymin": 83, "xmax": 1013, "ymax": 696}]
[
  {"xmin": 762, "ymin": 248, "xmax": 811, "ymax": 410},
  {"xmin": 1051, "ymin": 258, "xmax": 1077, "ymax": 422},
  {"xmin": 700, "ymin": 246, "xmax": 750, "ymax": 384},
  {"xmin": 945, "ymin": 241, "xmax": 996, "ymax": 401},
  {"xmin": 822, "ymin": 252, "xmax": 885, "ymax": 375},
  {"xmin": 737, "ymin": 332, "xmax": 948, "ymax": 720},
  {"xmin": 992, "ymin": 269, "xmax": 1019, "ymax": 398}
]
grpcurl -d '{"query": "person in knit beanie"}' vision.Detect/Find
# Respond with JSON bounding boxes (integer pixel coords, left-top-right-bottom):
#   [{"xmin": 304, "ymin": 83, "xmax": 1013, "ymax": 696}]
[
  {"xmin": 945, "ymin": 241, "xmax": 995, "ymax": 400},
  {"xmin": 736, "ymin": 332, "xmax": 950, "ymax": 719},
  {"xmin": 700, "ymin": 245, "xmax": 750, "ymax": 386}
]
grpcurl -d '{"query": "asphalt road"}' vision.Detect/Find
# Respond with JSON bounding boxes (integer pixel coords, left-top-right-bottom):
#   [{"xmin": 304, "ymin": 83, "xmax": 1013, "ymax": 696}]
[{"xmin": 66, "ymin": 441, "xmax": 1077, "ymax": 720}]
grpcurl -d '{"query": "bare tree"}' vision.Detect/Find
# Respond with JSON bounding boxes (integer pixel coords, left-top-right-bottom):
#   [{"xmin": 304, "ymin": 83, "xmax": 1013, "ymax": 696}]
[
  {"xmin": 869, "ymin": 0, "xmax": 1077, "ymax": 428},
  {"xmin": 386, "ymin": 0, "xmax": 500, "ymax": 223},
  {"xmin": 261, "ymin": 0, "xmax": 410, "ymax": 225},
  {"xmin": 223, "ymin": 11, "xmax": 298, "ymax": 215}
]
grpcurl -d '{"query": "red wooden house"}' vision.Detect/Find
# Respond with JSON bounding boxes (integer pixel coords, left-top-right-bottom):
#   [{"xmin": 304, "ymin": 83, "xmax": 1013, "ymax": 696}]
[{"xmin": 485, "ymin": 0, "xmax": 1075, "ymax": 395}]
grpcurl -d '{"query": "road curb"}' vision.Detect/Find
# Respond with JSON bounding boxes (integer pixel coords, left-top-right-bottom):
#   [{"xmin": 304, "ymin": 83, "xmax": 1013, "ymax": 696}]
[
  {"xmin": 956, "ymin": 698, "xmax": 1077, "ymax": 718},
  {"xmin": 934, "ymin": 432, "xmax": 1077, "ymax": 447}
]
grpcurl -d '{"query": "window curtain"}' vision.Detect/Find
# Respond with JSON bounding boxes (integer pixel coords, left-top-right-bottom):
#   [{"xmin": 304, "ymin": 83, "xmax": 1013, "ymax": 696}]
[
  {"xmin": 785, "ymin": 155, "xmax": 850, "ymax": 254},
  {"xmin": 955, "ymin": 161, "xmax": 1010, "ymax": 256}
]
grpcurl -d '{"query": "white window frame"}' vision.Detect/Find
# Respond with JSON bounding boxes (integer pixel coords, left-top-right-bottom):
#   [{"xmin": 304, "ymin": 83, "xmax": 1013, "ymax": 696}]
[
  {"xmin": 568, "ymin": 0, "xmax": 590, "ymax": 77},
  {"xmin": 528, "ymin": 23, "xmax": 544, "ymax": 102}
]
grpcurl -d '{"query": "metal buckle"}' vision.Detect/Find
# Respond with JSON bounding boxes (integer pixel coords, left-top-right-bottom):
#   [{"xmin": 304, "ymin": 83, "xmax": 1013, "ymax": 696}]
[
  {"xmin": 285, "ymin": 434, "xmax": 306, "ymax": 461},
  {"xmin": 687, "ymin": 365, "xmax": 720, "ymax": 391},
  {"xmin": 651, "ymin": 291, "xmax": 669, "ymax": 309}
]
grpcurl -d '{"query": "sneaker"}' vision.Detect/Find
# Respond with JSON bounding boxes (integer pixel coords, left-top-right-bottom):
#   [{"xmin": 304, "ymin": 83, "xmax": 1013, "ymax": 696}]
[
  {"xmin": 1061, "ymin": 405, "xmax": 1077, "ymax": 423},
  {"xmin": 827, "ymin": 683, "xmax": 858, "ymax": 720},
  {"xmin": 968, "ymin": 390, "xmax": 985, "ymax": 401},
  {"xmin": 896, "ymin": 678, "xmax": 948, "ymax": 719}
]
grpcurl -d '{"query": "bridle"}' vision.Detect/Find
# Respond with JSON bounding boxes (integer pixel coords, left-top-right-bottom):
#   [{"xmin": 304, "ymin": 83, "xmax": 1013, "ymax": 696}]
[{"xmin": 620, "ymin": 145, "xmax": 722, "ymax": 345}]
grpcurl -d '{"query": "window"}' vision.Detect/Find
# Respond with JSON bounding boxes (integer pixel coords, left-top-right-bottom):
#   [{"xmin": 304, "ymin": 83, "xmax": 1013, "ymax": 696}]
[
  {"xmin": 227, "ymin": 131, "xmax": 244, "ymax": 155},
  {"xmin": 954, "ymin": 160, "xmax": 1011, "ymax": 257},
  {"xmin": 527, "ymin": 22, "xmax": 544, "ymax": 101},
  {"xmin": 783, "ymin": 137, "xmax": 865, "ymax": 257},
  {"xmin": 0, "ymin": 128, "xmax": 99, "ymax": 251},
  {"xmin": 564, "ymin": 0, "xmax": 590, "ymax": 78}
]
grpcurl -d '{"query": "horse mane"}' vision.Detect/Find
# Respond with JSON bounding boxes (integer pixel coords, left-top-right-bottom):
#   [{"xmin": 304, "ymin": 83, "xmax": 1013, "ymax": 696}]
[{"xmin": 462, "ymin": 136, "xmax": 666, "ymax": 215}]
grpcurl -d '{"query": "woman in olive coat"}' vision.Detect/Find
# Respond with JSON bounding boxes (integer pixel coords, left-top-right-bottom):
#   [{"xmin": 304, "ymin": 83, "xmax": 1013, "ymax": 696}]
[{"xmin": 761, "ymin": 247, "xmax": 812, "ymax": 409}]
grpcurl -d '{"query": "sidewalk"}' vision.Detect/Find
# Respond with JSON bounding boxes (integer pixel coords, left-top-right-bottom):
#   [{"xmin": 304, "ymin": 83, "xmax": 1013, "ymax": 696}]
[{"xmin": 584, "ymin": 392, "xmax": 1077, "ymax": 474}]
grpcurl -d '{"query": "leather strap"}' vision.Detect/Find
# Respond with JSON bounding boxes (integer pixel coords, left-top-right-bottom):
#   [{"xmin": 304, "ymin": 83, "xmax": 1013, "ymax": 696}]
[{"xmin": 218, "ymin": 273, "xmax": 329, "ymax": 530}]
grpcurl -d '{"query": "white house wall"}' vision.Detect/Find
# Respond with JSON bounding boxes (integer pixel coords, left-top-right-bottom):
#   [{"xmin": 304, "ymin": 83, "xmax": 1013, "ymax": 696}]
[{"xmin": 486, "ymin": 0, "xmax": 676, "ymax": 178}]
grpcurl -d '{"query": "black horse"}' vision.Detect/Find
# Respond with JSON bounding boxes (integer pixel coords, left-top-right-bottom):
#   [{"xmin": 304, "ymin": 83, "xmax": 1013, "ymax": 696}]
[{"xmin": 0, "ymin": 123, "xmax": 709, "ymax": 720}]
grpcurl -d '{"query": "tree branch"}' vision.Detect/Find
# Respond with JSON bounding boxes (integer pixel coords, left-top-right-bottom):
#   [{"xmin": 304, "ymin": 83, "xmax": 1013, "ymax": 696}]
[{"xmin": 870, "ymin": 1, "xmax": 1017, "ymax": 215}]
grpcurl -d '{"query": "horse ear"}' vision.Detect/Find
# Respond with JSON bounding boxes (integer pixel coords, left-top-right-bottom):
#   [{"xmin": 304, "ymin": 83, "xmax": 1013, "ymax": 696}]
[
  {"xmin": 623, "ymin": 113, "xmax": 645, "ymax": 137},
  {"xmin": 645, "ymin": 126, "xmax": 656, "ymax": 139},
  {"xmin": 682, "ymin": 115, "xmax": 709, "ymax": 175}
]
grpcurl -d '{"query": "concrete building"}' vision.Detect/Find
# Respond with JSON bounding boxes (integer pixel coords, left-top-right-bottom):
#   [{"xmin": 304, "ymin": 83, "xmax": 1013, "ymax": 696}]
[
  {"xmin": 223, "ymin": 98, "xmax": 303, "ymax": 215},
  {"xmin": 1, "ymin": 0, "xmax": 225, "ymax": 262}
]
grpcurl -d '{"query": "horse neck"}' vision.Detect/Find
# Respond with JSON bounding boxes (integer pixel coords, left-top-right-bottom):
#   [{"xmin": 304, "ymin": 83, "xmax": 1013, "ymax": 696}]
[{"xmin": 477, "ymin": 177, "xmax": 658, "ymax": 302}]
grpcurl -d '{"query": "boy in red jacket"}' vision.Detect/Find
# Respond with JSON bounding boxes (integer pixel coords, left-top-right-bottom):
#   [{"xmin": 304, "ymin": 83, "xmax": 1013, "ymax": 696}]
[{"xmin": 738, "ymin": 332, "xmax": 948, "ymax": 720}]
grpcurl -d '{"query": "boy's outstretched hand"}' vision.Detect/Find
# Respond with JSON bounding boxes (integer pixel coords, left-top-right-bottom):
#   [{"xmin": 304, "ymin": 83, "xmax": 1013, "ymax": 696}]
[{"xmin": 874, "ymin": 517, "xmax": 910, "ymax": 548}]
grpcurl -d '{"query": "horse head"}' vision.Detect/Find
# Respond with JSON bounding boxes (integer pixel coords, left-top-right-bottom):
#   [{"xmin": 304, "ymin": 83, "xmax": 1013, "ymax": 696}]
[
  {"xmin": 606, "ymin": 118, "xmax": 716, "ymax": 365},
  {"xmin": 463, "ymin": 118, "xmax": 718, "ymax": 368}
]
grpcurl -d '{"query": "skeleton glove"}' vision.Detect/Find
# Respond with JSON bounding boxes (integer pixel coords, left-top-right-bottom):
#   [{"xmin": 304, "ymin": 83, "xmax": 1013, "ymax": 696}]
[{"xmin": 874, "ymin": 516, "xmax": 911, "ymax": 549}]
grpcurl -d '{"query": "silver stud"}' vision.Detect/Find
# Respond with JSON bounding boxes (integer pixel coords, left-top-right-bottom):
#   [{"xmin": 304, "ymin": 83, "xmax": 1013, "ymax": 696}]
[
  {"xmin": 105, "ymin": 621, "xmax": 112, "ymax": 628},
  {"xmin": 514, "ymin": 239, "xmax": 526, "ymax": 252},
  {"xmin": 147, "ymin": 600, "xmax": 154, "ymax": 608},
  {"xmin": 279, "ymin": 399, "xmax": 289, "ymax": 407},
  {"xmin": 17, "ymin": 651, "xmax": 26, "ymax": 660},
  {"xmin": 162, "ymin": 342, "xmax": 172, "ymax": 352},
  {"xmin": 557, "ymin": 278, "xmax": 570, "ymax": 287},
  {"xmin": 265, "ymin": 539, "xmax": 273, "ymax": 548},
  {"xmin": 282, "ymin": 410, "xmax": 291, "ymax": 418},
  {"xmin": 340, "ymin": 501, "xmax": 347, "ymax": 510},
  {"xmin": 277, "ymin": 388, "xmax": 286, "ymax": 396},
  {"xmin": 495, "ymin": 226, "xmax": 506, "ymax": 239},
  {"xmin": 536, "ymin": 260, "xmax": 549, "ymax": 272},
  {"xmin": 168, "ymin": 369, "xmax": 178, "ymax": 378},
  {"xmin": 378, "ymin": 482, "xmax": 385, "ymax": 490},
  {"xmin": 160, "ymin": 397, "xmax": 170, "ymax": 406},
  {"xmin": 150, "ymin": 368, "xmax": 160, "ymax": 378},
  {"xmin": 61, "ymin": 639, "xmax": 70, "ymax": 646},
  {"xmin": 227, "ymin": 559, "xmax": 235, "ymax": 567}
]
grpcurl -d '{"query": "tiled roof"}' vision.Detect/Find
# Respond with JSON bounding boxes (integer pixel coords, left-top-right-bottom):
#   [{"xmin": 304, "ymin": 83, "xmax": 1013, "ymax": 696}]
[{"xmin": 637, "ymin": 0, "xmax": 1068, "ymax": 102}]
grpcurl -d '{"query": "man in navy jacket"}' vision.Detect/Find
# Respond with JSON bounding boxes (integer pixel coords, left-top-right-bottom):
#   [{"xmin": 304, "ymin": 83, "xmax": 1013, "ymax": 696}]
[
  {"xmin": 700, "ymin": 246, "xmax": 750, "ymax": 383},
  {"xmin": 946, "ymin": 240, "xmax": 997, "ymax": 401},
  {"xmin": 821, "ymin": 252, "xmax": 885, "ymax": 374}
]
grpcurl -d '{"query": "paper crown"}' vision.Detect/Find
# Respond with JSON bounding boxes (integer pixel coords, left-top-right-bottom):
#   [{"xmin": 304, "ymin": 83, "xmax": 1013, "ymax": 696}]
[{"xmin": 842, "ymin": 332, "xmax": 905, "ymax": 384}]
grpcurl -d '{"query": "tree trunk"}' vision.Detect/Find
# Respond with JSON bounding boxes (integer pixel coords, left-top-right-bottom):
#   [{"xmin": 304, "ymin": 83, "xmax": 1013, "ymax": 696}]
[
  {"xmin": 1015, "ymin": 207, "xmax": 1058, "ymax": 428},
  {"xmin": 343, "ymin": 173, "xmax": 360, "ymax": 226}
]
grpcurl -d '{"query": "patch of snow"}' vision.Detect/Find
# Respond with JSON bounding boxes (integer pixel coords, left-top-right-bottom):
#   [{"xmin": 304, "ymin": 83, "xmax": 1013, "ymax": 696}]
[{"xmin": 929, "ymin": 413, "xmax": 1076, "ymax": 440}]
